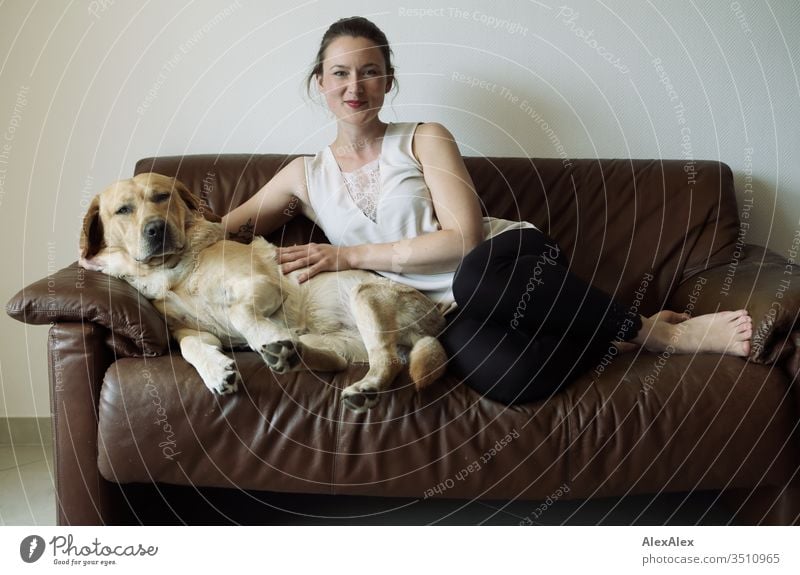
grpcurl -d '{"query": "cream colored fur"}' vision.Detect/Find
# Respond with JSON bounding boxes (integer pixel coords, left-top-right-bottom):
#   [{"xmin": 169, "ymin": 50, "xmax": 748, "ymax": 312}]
[{"xmin": 79, "ymin": 173, "xmax": 448, "ymax": 412}]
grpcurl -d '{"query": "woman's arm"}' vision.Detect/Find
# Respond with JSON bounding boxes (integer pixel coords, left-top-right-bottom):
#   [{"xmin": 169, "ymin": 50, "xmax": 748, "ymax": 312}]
[
  {"xmin": 221, "ymin": 156, "xmax": 309, "ymax": 242},
  {"xmin": 279, "ymin": 122, "xmax": 485, "ymax": 281},
  {"xmin": 352, "ymin": 122, "xmax": 485, "ymax": 270}
]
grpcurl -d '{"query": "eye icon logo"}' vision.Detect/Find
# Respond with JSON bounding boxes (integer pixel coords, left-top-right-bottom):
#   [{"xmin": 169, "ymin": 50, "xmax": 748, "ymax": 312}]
[{"xmin": 20, "ymin": 535, "xmax": 46, "ymax": 563}]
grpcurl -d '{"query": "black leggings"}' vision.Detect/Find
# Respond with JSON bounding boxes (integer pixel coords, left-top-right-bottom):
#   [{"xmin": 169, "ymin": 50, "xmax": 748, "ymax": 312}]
[{"xmin": 440, "ymin": 228, "xmax": 643, "ymax": 405}]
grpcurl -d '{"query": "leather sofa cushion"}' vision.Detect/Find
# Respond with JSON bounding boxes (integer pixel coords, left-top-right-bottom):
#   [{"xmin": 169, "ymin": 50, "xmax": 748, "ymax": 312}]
[
  {"xmin": 5, "ymin": 262, "xmax": 168, "ymax": 357},
  {"xmin": 97, "ymin": 354, "xmax": 571, "ymax": 498},
  {"xmin": 96, "ymin": 345, "xmax": 797, "ymax": 498}
]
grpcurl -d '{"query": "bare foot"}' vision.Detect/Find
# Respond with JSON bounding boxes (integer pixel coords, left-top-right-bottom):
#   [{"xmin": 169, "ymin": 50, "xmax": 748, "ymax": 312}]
[
  {"xmin": 635, "ymin": 309, "xmax": 752, "ymax": 357},
  {"xmin": 650, "ymin": 310, "xmax": 690, "ymax": 324},
  {"xmin": 612, "ymin": 341, "xmax": 639, "ymax": 353},
  {"xmin": 613, "ymin": 310, "xmax": 689, "ymax": 354}
]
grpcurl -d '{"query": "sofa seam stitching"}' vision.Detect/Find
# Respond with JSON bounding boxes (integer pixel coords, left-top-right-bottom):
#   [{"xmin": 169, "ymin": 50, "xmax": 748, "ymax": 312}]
[
  {"xmin": 48, "ymin": 328, "xmax": 64, "ymax": 524},
  {"xmin": 10, "ymin": 307, "xmax": 163, "ymax": 354},
  {"xmin": 331, "ymin": 373, "xmax": 341, "ymax": 496},
  {"xmin": 564, "ymin": 399, "xmax": 573, "ymax": 489}
]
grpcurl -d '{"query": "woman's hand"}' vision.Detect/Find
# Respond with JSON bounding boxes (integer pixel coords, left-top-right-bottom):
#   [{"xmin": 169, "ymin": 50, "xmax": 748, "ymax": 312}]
[{"xmin": 276, "ymin": 243, "xmax": 351, "ymax": 283}]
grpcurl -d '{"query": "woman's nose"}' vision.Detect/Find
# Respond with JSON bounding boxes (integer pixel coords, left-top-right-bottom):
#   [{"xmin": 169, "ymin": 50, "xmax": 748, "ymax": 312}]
[{"xmin": 346, "ymin": 76, "xmax": 364, "ymax": 94}]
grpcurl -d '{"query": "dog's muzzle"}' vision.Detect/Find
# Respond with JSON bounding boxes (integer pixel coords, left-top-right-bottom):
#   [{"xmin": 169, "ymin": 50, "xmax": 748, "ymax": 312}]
[{"xmin": 140, "ymin": 219, "xmax": 176, "ymax": 261}]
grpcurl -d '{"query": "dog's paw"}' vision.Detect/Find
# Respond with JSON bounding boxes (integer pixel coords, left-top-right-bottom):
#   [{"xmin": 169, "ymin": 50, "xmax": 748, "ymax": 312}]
[
  {"xmin": 259, "ymin": 339, "xmax": 301, "ymax": 374},
  {"xmin": 341, "ymin": 378, "xmax": 383, "ymax": 413},
  {"xmin": 203, "ymin": 358, "xmax": 241, "ymax": 395}
]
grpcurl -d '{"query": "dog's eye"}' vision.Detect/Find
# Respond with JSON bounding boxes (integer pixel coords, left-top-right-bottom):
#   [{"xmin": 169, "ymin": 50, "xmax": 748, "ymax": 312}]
[
  {"xmin": 152, "ymin": 193, "xmax": 170, "ymax": 203},
  {"xmin": 115, "ymin": 205, "xmax": 133, "ymax": 215}
]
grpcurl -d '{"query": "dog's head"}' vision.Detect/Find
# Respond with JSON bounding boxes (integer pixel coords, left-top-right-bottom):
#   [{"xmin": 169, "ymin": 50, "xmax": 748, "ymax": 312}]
[{"xmin": 79, "ymin": 173, "xmax": 219, "ymax": 273}]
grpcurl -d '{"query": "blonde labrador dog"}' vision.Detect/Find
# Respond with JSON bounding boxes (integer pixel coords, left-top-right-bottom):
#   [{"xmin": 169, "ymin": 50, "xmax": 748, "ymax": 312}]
[{"xmin": 79, "ymin": 173, "xmax": 448, "ymax": 412}]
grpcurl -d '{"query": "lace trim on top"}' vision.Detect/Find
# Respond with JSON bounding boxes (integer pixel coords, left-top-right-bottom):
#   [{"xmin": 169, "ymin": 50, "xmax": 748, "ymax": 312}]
[{"xmin": 341, "ymin": 158, "xmax": 381, "ymax": 222}]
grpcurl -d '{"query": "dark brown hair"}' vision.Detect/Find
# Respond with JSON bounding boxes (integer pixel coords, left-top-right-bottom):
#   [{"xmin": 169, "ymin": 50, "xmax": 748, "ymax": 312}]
[{"xmin": 305, "ymin": 16, "xmax": 398, "ymax": 100}]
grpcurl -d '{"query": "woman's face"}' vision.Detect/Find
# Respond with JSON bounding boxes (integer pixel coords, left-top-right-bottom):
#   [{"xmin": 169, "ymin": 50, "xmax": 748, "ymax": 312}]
[{"xmin": 317, "ymin": 35, "xmax": 392, "ymax": 126}]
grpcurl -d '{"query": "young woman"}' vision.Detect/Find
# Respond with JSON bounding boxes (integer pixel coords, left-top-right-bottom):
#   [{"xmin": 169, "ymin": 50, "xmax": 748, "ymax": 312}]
[{"xmin": 221, "ymin": 16, "xmax": 752, "ymax": 405}]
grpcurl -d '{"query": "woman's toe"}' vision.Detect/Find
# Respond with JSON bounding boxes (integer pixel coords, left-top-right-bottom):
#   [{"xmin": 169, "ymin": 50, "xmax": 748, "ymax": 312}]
[{"xmin": 741, "ymin": 339, "xmax": 751, "ymax": 357}]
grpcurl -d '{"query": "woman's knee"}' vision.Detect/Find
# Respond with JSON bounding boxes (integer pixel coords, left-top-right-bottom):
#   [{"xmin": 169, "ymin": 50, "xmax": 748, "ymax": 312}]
[
  {"xmin": 453, "ymin": 231, "xmax": 529, "ymax": 305},
  {"xmin": 443, "ymin": 319, "xmax": 569, "ymax": 404},
  {"xmin": 461, "ymin": 359, "xmax": 566, "ymax": 405},
  {"xmin": 452, "ymin": 240, "xmax": 493, "ymax": 306}
]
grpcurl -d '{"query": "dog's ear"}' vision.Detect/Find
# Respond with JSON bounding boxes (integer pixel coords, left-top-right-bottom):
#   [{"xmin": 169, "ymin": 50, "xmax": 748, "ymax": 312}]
[
  {"xmin": 79, "ymin": 195, "xmax": 105, "ymax": 261},
  {"xmin": 172, "ymin": 178, "xmax": 222, "ymax": 223},
  {"xmin": 172, "ymin": 178, "xmax": 201, "ymax": 212}
]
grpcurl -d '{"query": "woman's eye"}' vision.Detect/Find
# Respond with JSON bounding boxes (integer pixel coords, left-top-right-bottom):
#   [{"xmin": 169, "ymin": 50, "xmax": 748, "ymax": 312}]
[
  {"xmin": 333, "ymin": 69, "xmax": 378, "ymax": 78},
  {"xmin": 115, "ymin": 205, "xmax": 132, "ymax": 215}
]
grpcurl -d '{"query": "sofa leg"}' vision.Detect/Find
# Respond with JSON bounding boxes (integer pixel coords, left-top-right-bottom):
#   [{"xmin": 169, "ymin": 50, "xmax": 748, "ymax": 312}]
[{"xmin": 720, "ymin": 485, "xmax": 800, "ymax": 525}]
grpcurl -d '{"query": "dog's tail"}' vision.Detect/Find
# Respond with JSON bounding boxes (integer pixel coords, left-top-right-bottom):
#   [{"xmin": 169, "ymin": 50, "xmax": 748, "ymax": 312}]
[{"xmin": 408, "ymin": 336, "xmax": 448, "ymax": 390}]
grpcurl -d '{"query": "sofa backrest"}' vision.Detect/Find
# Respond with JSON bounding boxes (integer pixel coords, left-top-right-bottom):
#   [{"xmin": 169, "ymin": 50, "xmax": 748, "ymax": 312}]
[{"xmin": 135, "ymin": 154, "xmax": 739, "ymax": 315}]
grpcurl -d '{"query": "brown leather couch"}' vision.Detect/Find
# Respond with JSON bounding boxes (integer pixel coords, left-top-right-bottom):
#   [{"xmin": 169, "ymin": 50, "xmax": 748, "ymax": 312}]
[{"xmin": 7, "ymin": 154, "xmax": 800, "ymax": 525}]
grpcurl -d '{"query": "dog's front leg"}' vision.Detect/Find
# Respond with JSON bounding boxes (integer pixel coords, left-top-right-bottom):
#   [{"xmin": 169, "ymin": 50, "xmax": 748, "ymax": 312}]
[
  {"xmin": 227, "ymin": 306, "xmax": 349, "ymax": 375},
  {"xmin": 174, "ymin": 328, "xmax": 240, "ymax": 395}
]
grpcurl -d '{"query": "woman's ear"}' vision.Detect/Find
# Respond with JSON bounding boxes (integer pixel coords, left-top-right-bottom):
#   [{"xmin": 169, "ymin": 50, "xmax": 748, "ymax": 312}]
[
  {"xmin": 79, "ymin": 195, "xmax": 104, "ymax": 260},
  {"xmin": 317, "ymin": 70, "xmax": 326, "ymax": 93}
]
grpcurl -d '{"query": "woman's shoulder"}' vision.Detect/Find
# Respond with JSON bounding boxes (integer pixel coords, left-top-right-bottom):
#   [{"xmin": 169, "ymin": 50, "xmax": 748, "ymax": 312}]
[
  {"xmin": 391, "ymin": 120, "xmax": 452, "ymax": 137},
  {"xmin": 302, "ymin": 147, "xmax": 329, "ymax": 179},
  {"xmin": 410, "ymin": 121, "xmax": 459, "ymax": 165},
  {"xmin": 411, "ymin": 121, "xmax": 449, "ymax": 134}
]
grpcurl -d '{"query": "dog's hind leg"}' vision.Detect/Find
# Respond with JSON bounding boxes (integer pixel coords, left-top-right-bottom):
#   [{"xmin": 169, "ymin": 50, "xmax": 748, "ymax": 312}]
[
  {"xmin": 294, "ymin": 333, "xmax": 350, "ymax": 371},
  {"xmin": 341, "ymin": 283, "xmax": 404, "ymax": 413},
  {"xmin": 174, "ymin": 328, "xmax": 240, "ymax": 395},
  {"xmin": 406, "ymin": 334, "xmax": 448, "ymax": 390}
]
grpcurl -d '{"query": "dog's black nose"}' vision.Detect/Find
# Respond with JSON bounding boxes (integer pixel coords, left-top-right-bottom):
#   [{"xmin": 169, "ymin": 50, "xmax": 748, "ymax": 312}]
[{"xmin": 144, "ymin": 220, "xmax": 166, "ymax": 241}]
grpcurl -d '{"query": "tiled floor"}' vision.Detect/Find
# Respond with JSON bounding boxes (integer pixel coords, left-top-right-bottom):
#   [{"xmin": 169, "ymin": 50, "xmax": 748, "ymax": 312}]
[
  {"xmin": 0, "ymin": 443, "xmax": 56, "ymax": 525},
  {"xmin": 0, "ymin": 442, "xmax": 739, "ymax": 525}
]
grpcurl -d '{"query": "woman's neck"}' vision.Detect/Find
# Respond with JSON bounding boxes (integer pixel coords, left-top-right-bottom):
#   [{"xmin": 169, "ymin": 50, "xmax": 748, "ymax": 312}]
[{"xmin": 331, "ymin": 120, "xmax": 389, "ymax": 160}]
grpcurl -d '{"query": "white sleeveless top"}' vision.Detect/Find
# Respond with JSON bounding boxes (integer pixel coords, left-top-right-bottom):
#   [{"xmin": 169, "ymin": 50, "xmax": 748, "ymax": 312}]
[{"xmin": 303, "ymin": 121, "xmax": 537, "ymax": 310}]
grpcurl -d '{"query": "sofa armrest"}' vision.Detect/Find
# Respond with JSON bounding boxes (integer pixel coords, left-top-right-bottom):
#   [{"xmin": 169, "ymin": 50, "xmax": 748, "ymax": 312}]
[
  {"xmin": 5, "ymin": 262, "xmax": 168, "ymax": 357},
  {"xmin": 668, "ymin": 244, "xmax": 800, "ymax": 369},
  {"xmin": 50, "ymin": 322, "xmax": 132, "ymax": 524}
]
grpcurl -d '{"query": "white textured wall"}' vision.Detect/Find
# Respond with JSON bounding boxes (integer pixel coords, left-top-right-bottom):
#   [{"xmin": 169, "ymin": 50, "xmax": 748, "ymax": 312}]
[{"xmin": 1, "ymin": 0, "xmax": 798, "ymax": 416}]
